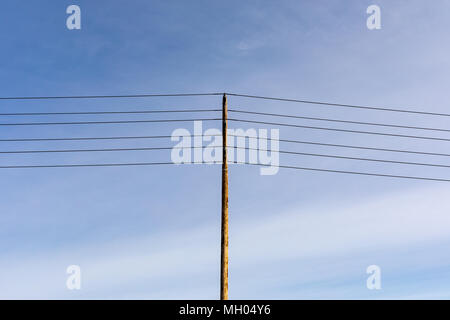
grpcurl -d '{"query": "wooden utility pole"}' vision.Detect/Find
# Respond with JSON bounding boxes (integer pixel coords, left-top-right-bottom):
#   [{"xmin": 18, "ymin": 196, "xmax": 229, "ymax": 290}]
[{"xmin": 221, "ymin": 93, "xmax": 229, "ymax": 300}]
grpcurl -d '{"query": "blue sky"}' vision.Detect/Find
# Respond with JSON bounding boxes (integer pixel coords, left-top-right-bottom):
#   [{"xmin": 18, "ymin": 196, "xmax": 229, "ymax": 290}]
[{"xmin": 1, "ymin": 0, "xmax": 450, "ymax": 299}]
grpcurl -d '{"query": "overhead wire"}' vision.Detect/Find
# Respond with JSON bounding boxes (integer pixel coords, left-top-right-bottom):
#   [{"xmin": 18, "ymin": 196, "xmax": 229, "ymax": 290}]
[
  {"xmin": 0, "ymin": 93, "xmax": 223, "ymax": 100},
  {"xmin": 0, "ymin": 118, "xmax": 221, "ymax": 126},
  {"xmin": 0, "ymin": 109, "xmax": 221, "ymax": 116},
  {"xmin": 228, "ymin": 109, "xmax": 450, "ymax": 133},
  {"xmin": 229, "ymin": 118, "xmax": 450, "ymax": 142},
  {"xmin": 226, "ymin": 93, "xmax": 450, "ymax": 117}
]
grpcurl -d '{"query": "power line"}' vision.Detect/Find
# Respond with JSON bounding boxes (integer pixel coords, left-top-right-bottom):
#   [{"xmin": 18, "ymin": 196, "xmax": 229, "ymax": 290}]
[
  {"xmin": 237, "ymin": 162, "xmax": 450, "ymax": 182},
  {"xmin": 229, "ymin": 119, "xmax": 450, "ymax": 142},
  {"xmin": 0, "ymin": 93, "xmax": 223, "ymax": 100},
  {"xmin": 226, "ymin": 93, "xmax": 450, "ymax": 117},
  {"xmin": 0, "ymin": 161, "xmax": 221, "ymax": 169},
  {"xmin": 3, "ymin": 144, "xmax": 448, "ymax": 169},
  {"xmin": 2, "ymin": 133, "xmax": 450, "ymax": 158},
  {"xmin": 0, "ymin": 109, "xmax": 221, "ymax": 116},
  {"xmin": 3, "ymin": 91, "xmax": 448, "ymax": 117},
  {"xmin": 237, "ymin": 135, "xmax": 450, "ymax": 158},
  {"xmin": 2, "ymin": 159, "xmax": 447, "ymax": 182},
  {"xmin": 229, "ymin": 109, "xmax": 450, "ymax": 133},
  {"xmin": 0, "ymin": 134, "xmax": 221, "ymax": 142},
  {"xmin": 0, "ymin": 145, "xmax": 208, "ymax": 154},
  {"xmin": 0, "ymin": 118, "xmax": 221, "ymax": 126},
  {"xmin": 244, "ymin": 147, "xmax": 450, "ymax": 169}
]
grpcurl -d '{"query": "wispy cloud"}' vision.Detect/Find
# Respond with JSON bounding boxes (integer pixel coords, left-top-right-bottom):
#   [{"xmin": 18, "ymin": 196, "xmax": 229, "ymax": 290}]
[{"xmin": 2, "ymin": 184, "xmax": 450, "ymax": 299}]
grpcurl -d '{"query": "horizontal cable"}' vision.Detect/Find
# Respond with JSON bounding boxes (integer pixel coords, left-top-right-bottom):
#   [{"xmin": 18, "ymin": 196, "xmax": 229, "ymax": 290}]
[
  {"xmin": 2, "ymin": 158, "xmax": 447, "ymax": 182},
  {"xmin": 3, "ymin": 144, "xmax": 449, "ymax": 169},
  {"xmin": 0, "ymin": 109, "xmax": 221, "ymax": 116},
  {"xmin": 226, "ymin": 93, "xmax": 450, "ymax": 117},
  {"xmin": 2, "ymin": 133, "xmax": 450, "ymax": 158},
  {"xmin": 0, "ymin": 145, "xmax": 204, "ymax": 154},
  {"xmin": 229, "ymin": 119, "xmax": 450, "ymax": 142},
  {"xmin": 3, "ymin": 91, "xmax": 446, "ymax": 118},
  {"xmin": 0, "ymin": 161, "xmax": 221, "ymax": 169},
  {"xmin": 229, "ymin": 109, "xmax": 450, "ymax": 133},
  {"xmin": 231, "ymin": 135, "xmax": 450, "ymax": 158},
  {"xmin": 243, "ymin": 147, "xmax": 450, "ymax": 169},
  {"xmin": 0, "ymin": 134, "xmax": 221, "ymax": 142},
  {"xmin": 236, "ymin": 162, "xmax": 450, "ymax": 182},
  {"xmin": 0, "ymin": 93, "xmax": 223, "ymax": 100},
  {"xmin": 0, "ymin": 118, "xmax": 220, "ymax": 126}
]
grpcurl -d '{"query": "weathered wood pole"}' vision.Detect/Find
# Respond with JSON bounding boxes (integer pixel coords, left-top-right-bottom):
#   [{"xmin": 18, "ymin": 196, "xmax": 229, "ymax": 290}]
[{"xmin": 221, "ymin": 93, "xmax": 229, "ymax": 300}]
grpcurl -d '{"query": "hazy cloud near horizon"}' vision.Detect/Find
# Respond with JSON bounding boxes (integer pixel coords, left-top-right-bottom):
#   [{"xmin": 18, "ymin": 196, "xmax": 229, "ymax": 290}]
[{"xmin": 2, "ymin": 184, "xmax": 450, "ymax": 299}]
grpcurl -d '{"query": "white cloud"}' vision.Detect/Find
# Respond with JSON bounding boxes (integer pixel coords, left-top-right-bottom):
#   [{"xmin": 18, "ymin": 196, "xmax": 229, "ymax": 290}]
[{"xmin": 2, "ymin": 184, "xmax": 450, "ymax": 299}]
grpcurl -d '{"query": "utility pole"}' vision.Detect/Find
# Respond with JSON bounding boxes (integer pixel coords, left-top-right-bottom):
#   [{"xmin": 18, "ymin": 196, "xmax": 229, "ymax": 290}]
[{"xmin": 221, "ymin": 93, "xmax": 229, "ymax": 300}]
